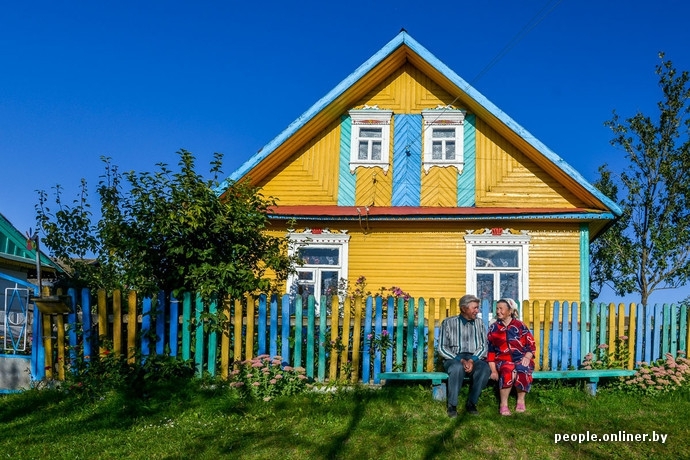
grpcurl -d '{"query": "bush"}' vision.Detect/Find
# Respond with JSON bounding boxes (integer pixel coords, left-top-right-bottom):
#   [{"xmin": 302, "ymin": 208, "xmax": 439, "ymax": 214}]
[
  {"xmin": 63, "ymin": 345, "xmax": 196, "ymax": 399},
  {"xmin": 616, "ymin": 351, "xmax": 690, "ymax": 396},
  {"xmin": 229, "ymin": 355, "xmax": 311, "ymax": 401}
]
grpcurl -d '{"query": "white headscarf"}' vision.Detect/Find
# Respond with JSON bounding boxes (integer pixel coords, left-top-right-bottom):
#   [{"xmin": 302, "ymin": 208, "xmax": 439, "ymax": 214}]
[{"xmin": 498, "ymin": 298, "xmax": 519, "ymax": 319}]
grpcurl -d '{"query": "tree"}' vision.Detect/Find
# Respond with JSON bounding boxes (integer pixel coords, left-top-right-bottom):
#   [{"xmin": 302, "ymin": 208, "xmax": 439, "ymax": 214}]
[
  {"xmin": 36, "ymin": 150, "xmax": 295, "ymax": 302},
  {"xmin": 590, "ymin": 54, "xmax": 690, "ymax": 305}
]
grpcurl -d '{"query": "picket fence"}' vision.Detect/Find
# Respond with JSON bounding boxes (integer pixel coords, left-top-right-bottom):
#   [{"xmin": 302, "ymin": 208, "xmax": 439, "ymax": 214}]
[{"xmin": 33, "ymin": 288, "xmax": 690, "ymax": 384}]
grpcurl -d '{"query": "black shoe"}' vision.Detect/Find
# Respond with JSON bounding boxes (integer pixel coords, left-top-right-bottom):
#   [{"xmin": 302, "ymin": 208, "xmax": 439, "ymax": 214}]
[
  {"xmin": 447, "ymin": 405, "xmax": 458, "ymax": 418},
  {"xmin": 465, "ymin": 402, "xmax": 478, "ymax": 415}
]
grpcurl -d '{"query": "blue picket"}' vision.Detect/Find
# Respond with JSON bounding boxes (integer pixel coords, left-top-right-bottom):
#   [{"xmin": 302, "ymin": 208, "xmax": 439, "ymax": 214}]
[
  {"xmin": 258, "ymin": 294, "xmax": 267, "ymax": 356},
  {"xmin": 294, "ymin": 295, "xmax": 303, "ymax": 368},
  {"xmin": 373, "ymin": 296, "xmax": 383, "ymax": 383},
  {"xmin": 385, "ymin": 296, "xmax": 394, "ymax": 372},
  {"xmin": 281, "ymin": 294, "xmax": 290, "ymax": 365}
]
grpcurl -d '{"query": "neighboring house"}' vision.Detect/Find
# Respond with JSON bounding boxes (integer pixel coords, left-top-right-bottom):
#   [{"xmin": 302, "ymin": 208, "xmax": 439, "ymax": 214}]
[
  {"xmin": 1, "ymin": 212, "xmax": 60, "ymax": 352},
  {"xmin": 215, "ymin": 32, "xmax": 621, "ymax": 308}
]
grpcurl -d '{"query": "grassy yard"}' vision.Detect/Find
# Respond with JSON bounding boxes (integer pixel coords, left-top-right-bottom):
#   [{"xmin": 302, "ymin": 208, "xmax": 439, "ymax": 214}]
[{"xmin": 1, "ymin": 379, "xmax": 688, "ymax": 459}]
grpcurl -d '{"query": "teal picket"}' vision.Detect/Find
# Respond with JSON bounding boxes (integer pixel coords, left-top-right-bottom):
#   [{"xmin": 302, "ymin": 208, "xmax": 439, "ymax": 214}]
[
  {"xmin": 373, "ymin": 296, "xmax": 383, "ymax": 383},
  {"xmin": 405, "ymin": 297, "xmax": 414, "ymax": 372},
  {"xmin": 385, "ymin": 297, "xmax": 394, "ymax": 371},
  {"xmin": 671, "ymin": 303, "xmax": 678, "ymax": 356},
  {"xmin": 416, "ymin": 299, "xmax": 425, "ymax": 372},
  {"xmin": 294, "ymin": 295, "xmax": 303, "ymax": 368},
  {"xmin": 680, "ymin": 306, "xmax": 688, "ymax": 354},
  {"xmin": 169, "ymin": 295, "xmax": 179, "ymax": 357},
  {"xmin": 306, "ymin": 295, "xmax": 315, "ymax": 378},
  {"xmin": 361, "ymin": 296, "xmax": 372, "ymax": 383},
  {"xmin": 571, "ymin": 302, "xmax": 580, "ymax": 368},
  {"xmin": 281, "ymin": 294, "xmax": 290, "ymax": 364},
  {"xmin": 194, "ymin": 294, "xmax": 204, "ymax": 376},
  {"xmin": 318, "ymin": 296, "xmax": 327, "ymax": 382},
  {"xmin": 207, "ymin": 298, "xmax": 217, "ymax": 376},
  {"xmin": 182, "ymin": 292, "xmax": 192, "ymax": 361}
]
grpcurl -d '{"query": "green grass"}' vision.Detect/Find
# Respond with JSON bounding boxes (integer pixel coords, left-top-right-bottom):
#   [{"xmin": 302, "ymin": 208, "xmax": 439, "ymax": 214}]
[{"xmin": 1, "ymin": 380, "xmax": 688, "ymax": 459}]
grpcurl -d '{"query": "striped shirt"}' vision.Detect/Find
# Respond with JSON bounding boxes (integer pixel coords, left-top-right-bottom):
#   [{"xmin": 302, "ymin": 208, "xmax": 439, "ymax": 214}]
[{"xmin": 437, "ymin": 315, "xmax": 488, "ymax": 361}]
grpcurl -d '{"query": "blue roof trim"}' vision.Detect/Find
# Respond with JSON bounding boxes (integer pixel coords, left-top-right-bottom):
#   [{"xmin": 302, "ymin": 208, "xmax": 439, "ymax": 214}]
[
  {"xmin": 216, "ymin": 32, "xmax": 622, "ymax": 217},
  {"xmin": 267, "ymin": 212, "xmax": 617, "ymax": 222}
]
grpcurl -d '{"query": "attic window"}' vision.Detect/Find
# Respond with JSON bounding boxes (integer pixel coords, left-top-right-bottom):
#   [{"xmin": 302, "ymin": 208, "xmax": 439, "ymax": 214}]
[
  {"xmin": 349, "ymin": 108, "xmax": 393, "ymax": 174},
  {"xmin": 422, "ymin": 108, "xmax": 466, "ymax": 174}
]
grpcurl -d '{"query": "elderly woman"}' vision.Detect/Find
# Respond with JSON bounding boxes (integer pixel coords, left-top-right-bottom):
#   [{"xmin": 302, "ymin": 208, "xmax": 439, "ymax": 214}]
[{"xmin": 487, "ymin": 298, "xmax": 536, "ymax": 416}]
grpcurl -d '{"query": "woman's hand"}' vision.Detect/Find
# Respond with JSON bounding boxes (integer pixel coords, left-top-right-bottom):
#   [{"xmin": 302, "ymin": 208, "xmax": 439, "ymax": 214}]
[
  {"xmin": 490, "ymin": 370, "xmax": 499, "ymax": 381},
  {"xmin": 521, "ymin": 353, "xmax": 533, "ymax": 367}
]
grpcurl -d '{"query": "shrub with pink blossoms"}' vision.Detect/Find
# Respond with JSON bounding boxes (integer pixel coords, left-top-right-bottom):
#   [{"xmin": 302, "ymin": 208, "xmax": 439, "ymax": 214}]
[
  {"xmin": 615, "ymin": 351, "xmax": 690, "ymax": 396},
  {"xmin": 229, "ymin": 355, "xmax": 311, "ymax": 401}
]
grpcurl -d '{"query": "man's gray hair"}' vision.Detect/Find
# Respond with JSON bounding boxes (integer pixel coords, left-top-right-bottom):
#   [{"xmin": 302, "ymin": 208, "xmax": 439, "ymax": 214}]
[{"xmin": 459, "ymin": 294, "xmax": 480, "ymax": 307}]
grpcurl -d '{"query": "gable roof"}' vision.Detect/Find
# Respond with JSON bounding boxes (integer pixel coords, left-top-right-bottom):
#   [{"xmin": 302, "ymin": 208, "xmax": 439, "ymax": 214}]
[
  {"xmin": 215, "ymin": 31, "xmax": 621, "ymax": 217},
  {"xmin": 0, "ymin": 212, "xmax": 60, "ymax": 273}
]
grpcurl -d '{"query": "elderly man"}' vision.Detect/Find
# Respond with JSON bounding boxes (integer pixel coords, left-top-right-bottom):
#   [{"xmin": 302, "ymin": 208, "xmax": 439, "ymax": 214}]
[{"xmin": 438, "ymin": 294, "xmax": 490, "ymax": 417}]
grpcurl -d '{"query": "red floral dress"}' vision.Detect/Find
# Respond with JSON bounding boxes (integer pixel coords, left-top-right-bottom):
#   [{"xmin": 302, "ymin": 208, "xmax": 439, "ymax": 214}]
[{"xmin": 487, "ymin": 319, "xmax": 536, "ymax": 391}]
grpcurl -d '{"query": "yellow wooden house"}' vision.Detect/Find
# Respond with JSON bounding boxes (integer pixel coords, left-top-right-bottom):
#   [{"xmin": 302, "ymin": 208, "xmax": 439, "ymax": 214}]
[{"xmin": 216, "ymin": 32, "xmax": 621, "ymax": 307}]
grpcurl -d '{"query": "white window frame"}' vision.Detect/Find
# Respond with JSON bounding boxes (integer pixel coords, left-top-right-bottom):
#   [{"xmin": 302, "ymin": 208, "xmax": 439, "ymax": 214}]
[
  {"xmin": 464, "ymin": 229, "xmax": 530, "ymax": 317},
  {"xmin": 349, "ymin": 108, "xmax": 393, "ymax": 174},
  {"xmin": 287, "ymin": 229, "xmax": 350, "ymax": 309},
  {"xmin": 422, "ymin": 108, "xmax": 466, "ymax": 174}
]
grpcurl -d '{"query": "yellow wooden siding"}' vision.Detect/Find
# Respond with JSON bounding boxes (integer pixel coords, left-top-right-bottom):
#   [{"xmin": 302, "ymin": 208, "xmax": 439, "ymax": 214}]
[
  {"xmin": 257, "ymin": 118, "xmax": 341, "ymax": 204},
  {"xmin": 267, "ymin": 221, "xmax": 581, "ymax": 304},
  {"xmin": 354, "ymin": 166, "xmax": 392, "ymax": 206},
  {"xmin": 527, "ymin": 224, "xmax": 581, "ymax": 302},
  {"xmin": 354, "ymin": 63, "xmax": 454, "ymax": 114},
  {"xmin": 420, "ymin": 167, "xmax": 456, "ymax": 206},
  {"xmin": 474, "ymin": 118, "xmax": 587, "ymax": 208}
]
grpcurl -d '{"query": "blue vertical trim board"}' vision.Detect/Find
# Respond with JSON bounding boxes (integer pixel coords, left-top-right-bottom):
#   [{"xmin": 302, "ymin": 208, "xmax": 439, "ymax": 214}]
[
  {"xmin": 306, "ymin": 295, "xmax": 315, "ymax": 378},
  {"xmin": 560, "ymin": 301, "xmax": 570, "ymax": 370},
  {"xmin": 579, "ymin": 224, "xmax": 590, "ymax": 306},
  {"xmin": 258, "ymin": 294, "xmax": 267, "ymax": 356},
  {"xmin": 270, "ymin": 295, "xmax": 278, "ymax": 359},
  {"xmin": 68, "ymin": 288, "xmax": 78, "ymax": 368},
  {"xmin": 338, "ymin": 115, "xmax": 355, "ymax": 206},
  {"xmin": 362, "ymin": 296, "xmax": 373, "ymax": 383},
  {"xmin": 294, "ymin": 295, "xmax": 303, "ymax": 368},
  {"xmin": 416, "ymin": 298, "xmax": 425, "ymax": 372},
  {"xmin": 392, "ymin": 114, "xmax": 422, "ymax": 206},
  {"xmin": 405, "ymin": 297, "xmax": 414, "ymax": 372},
  {"xmin": 570, "ymin": 302, "xmax": 582, "ymax": 369},
  {"xmin": 550, "ymin": 301, "xmax": 560, "ymax": 370},
  {"xmin": 194, "ymin": 294, "xmax": 204, "ymax": 377},
  {"xmin": 457, "ymin": 114, "xmax": 476, "ymax": 206},
  {"xmin": 481, "ymin": 298, "xmax": 490, "ymax": 331},
  {"xmin": 281, "ymin": 294, "xmax": 291, "ymax": 365},
  {"xmin": 141, "ymin": 296, "xmax": 151, "ymax": 358},
  {"xmin": 318, "ymin": 296, "xmax": 327, "ymax": 381},
  {"xmin": 207, "ymin": 298, "xmax": 217, "ymax": 375},
  {"xmin": 386, "ymin": 296, "xmax": 394, "ymax": 371},
  {"xmin": 182, "ymin": 292, "xmax": 192, "ymax": 361},
  {"xmin": 373, "ymin": 296, "xmax": 383, "ymax": 383},
  {"xmin": 169, "ymin": 294, "xmax": 179, "ymax": 357},
  {"xmin": 156, "ymin": 291, "xmax": 166, "ymax": 355},
  {"xmin": 634, "ymin": 304, "xmax": 644, "ymax": 364}
]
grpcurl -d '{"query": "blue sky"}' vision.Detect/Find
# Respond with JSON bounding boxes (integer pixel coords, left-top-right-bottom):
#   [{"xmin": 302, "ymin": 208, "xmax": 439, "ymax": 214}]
[{"xmin": 1, "ymin": 1, "xmax": 689, "ymax": 304}]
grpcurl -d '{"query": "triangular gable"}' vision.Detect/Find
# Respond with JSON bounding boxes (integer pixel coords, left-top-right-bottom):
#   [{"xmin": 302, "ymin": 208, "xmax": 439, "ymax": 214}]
[
  {"xmin": 0, "ymin": 212, "xmax": 59, "ymax": 271},
  {"xmin": 216, "ymin": 31, "xmax": 621, "ymax": 217}
]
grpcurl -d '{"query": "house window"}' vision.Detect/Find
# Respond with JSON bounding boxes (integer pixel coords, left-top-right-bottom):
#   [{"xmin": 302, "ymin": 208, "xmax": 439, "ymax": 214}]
[
  {"xmin": 465, "ymin": 229, "xmax": 530, "ymax": 315},
  {"xmin": 422, "ymin": 107, "xmax": 466, "ymax": 174},
  {"xmin": 349, "ymin": 107, "xmax": 393, "ymax": 174},
  {"xmin": 288, "ymin": 229, "xmax": 350, "ymax": 312}
]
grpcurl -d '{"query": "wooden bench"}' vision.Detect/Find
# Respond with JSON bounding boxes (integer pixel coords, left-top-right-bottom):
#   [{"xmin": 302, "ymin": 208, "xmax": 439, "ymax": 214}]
[
  {"xmin": 379, "ymin": 368, "xmax": 636, "ymax": 400},
  {"xmin": 533, "ymin": 369, "xmax": 636, "ymax": 395},
  {"xmin": 379, "ymin": 371, "xmax": 449, "ymax": 401}
]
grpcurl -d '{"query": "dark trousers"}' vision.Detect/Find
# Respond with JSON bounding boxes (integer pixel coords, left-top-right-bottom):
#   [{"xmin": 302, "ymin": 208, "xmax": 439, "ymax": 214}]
[{"xmin": 443, "ymin": 353, "xmax": 490, "ymax": 407}]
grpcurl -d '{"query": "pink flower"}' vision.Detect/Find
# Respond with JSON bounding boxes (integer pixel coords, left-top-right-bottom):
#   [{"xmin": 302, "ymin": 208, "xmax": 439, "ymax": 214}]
[
  {"xmin": 252, "ymin": 382, "xmax": 261, "ymax": 387},
  {"xmin": 598, "ymin": 344, "xmax": 609, "ymax": 349},
  {"xmin": 619, "ymin": 335, "xmax": 628, "ymax": 341},
  {"xmin": 269, "ymin": 379, "xmax": 277, "ymax": 384}
]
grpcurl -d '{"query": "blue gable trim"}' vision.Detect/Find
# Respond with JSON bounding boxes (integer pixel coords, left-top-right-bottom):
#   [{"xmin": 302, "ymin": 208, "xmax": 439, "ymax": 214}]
[
  {"xmin": 337, "ymin": 115, "xmax": 355, "ymax": 206},
  {"xmin": 392, "ymin": 114, "xmax": 422, "ymax": 206},
  {"xmin": 216, "ymin": 32, "xmax": 621, "ymax": 218},
  {"xmin": 457, "ymin": 114, "xmax": 476, "ymax": 207}
]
